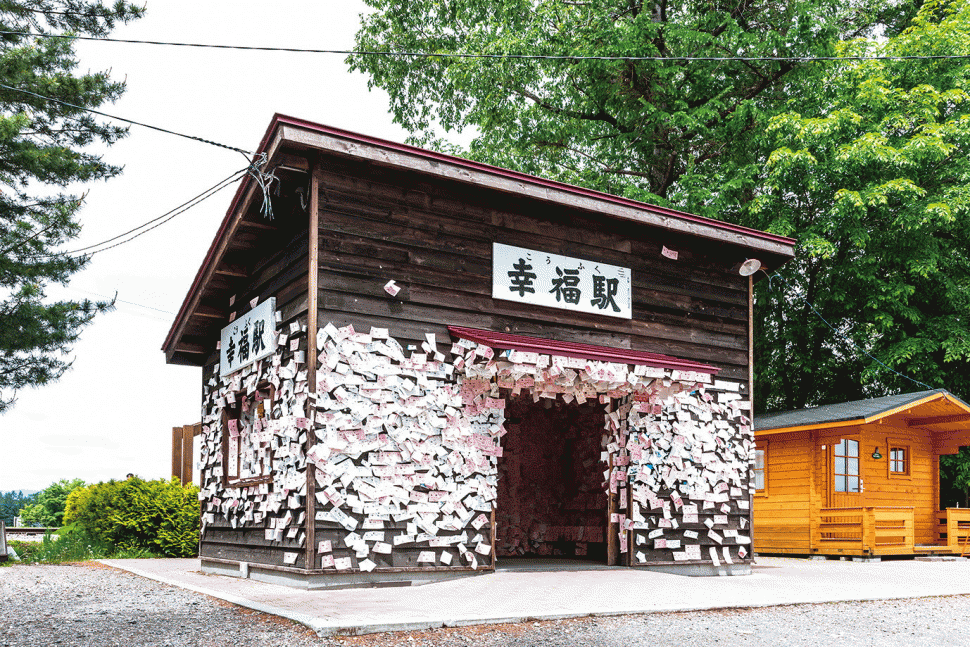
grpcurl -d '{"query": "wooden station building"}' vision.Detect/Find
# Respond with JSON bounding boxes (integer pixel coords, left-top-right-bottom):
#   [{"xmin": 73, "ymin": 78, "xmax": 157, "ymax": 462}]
[
  {"xmin": 753, "ymin": 390, "xmax": 970, "ymax": 559},
  {"xmin": 163, "ymin": 114, "xmax": 795, "ymax": 588}
]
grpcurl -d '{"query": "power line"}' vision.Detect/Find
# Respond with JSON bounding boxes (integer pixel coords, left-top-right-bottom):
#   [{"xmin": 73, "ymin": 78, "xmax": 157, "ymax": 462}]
[
  {"xmin": 0, "ymin": 29, "xmax": 965, "ymax": 62},
  {"xmin": 59, "ymin": 167, "xmax": 246, "ymax": 256},
  {"xmin": 0, "ymin": 221, "xmax": 57, "ymax": 256},
  {"xmin": 56, "ymin": 167, "xmax": 247, "ymax": 258},
  {"xmin": 0, "ymin": 80, "xmax": 252, "ymax": 155},
  {"xmin": 63, "ymin": 287, "xmax": 175, "ymax": 315},
  {"xmin": 5, "ymin": 166, "xmax": 246, "ymax": 259}
]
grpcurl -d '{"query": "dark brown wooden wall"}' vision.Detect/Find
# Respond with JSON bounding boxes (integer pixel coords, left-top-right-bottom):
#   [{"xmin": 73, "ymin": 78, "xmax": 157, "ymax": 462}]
[
  {"xmin": 199, "ymin": 225, "xmax": 312, "ymax": 568},
  {"xmin": 313, "ymin": 157, "xmax": 751, "ymax": 381}
]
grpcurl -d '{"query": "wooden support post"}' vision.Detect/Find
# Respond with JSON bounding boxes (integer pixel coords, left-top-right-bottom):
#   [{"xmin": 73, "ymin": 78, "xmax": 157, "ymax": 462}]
[
  {"xmin": 863, "ymin": 507, "xmax": 876, "ymax": 554},
  {"xmin": 304, "ymin": 166, "xmax": 321, "ymax": 572},
  {"xmin": 181, "ymin": 425, "xmax": 193, "ymax": 486},
  {"xmin": 626, "ymin": 482, "xmax": 633, "ymax": 566},
  {"xmin": 607, "ymin": 454, "xmax": 617, "ymax": 566},
  {"xmin": 748, "ymin": 274, "xmax": 754, "ymax": 417},
  {"xmin": 490, "ymin": 507, "xmax": 497, "ymax": 571},
  {"xmin": 171, "ymin": 426, "xmax": 182, "ymax": 481},
  {"xmin": 746, "ymin": 273, "xmax": 756, "ymax": 553}
]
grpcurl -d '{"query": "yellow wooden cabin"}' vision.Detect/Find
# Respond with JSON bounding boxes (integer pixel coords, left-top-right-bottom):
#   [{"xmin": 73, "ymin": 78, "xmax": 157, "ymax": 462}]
[{"xmin": 753, "ymin": 390, "xmax": 970, "ymax": 558}]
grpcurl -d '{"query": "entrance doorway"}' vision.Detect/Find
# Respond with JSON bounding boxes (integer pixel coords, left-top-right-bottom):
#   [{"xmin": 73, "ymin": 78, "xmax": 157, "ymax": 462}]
[{"xmin": 495, "ymin": 394, "xmax": 609, "ymax": 563}]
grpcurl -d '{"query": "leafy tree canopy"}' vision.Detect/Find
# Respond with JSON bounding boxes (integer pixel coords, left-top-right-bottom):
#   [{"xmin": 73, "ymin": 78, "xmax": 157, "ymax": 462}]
[
  {"xmin": 751, "ymin": 0, "xmax": 970, "ymax": 409},
  {"xmin": 0, "ymin": 1, "xmax": 143, "ymax": 413},
  {"xmin": 351, "ymin": 0, "xmax": 911, "ymax": 215},
  {"xmin": 352, "ymin": 0, "xmax": 970, "ymax": 411}
]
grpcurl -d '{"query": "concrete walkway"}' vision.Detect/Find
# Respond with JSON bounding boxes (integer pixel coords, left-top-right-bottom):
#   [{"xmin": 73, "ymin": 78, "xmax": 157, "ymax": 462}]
[{"xmin": 99, "ymin": 557, "xmax": 970, "ymax": 637}]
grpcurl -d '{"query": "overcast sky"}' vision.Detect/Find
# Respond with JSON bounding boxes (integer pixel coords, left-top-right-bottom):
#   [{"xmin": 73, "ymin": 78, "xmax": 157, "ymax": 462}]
[{"xmin": 0, "ymin": 1, "xmax": 413, "ymax": 492}]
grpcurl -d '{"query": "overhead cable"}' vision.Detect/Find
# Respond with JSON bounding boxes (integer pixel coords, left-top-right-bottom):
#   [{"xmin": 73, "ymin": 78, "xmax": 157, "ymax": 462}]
[
  {"xmin": 57, "ymin": 167, "xmax": 248, "ymax": 258},
  {"xmin": 0, "ymin": 29, "xmax": 965, "ymax": 62},
  {"xmin": 0, "ymin": 80, "xmax": 252, "ymax": 155},
  {"xmin": 8, "ymin": 166, "xmax": 247, "ymax": 259}
]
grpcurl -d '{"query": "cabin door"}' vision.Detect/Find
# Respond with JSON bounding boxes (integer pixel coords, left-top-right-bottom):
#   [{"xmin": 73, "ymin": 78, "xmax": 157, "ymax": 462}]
[{"xmin": 827, "ymin": 437, "xmax": 862, "ymax": 508}]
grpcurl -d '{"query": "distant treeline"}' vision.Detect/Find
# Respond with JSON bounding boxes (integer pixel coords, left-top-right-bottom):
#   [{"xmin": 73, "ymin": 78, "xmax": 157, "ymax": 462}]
[{"xmin": 1, "ymin": 490, "xmax": 38, "ymax": 525}]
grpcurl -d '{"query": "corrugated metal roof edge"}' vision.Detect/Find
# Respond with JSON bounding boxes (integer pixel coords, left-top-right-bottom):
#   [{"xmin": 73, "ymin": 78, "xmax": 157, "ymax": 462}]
[
  {"xmin": 447, "ymin": 325, "xmax": 721, "ymax": 374},
  {"xmin": 163, "ymin": 113, "xmax": 796, "ymax": 355}
]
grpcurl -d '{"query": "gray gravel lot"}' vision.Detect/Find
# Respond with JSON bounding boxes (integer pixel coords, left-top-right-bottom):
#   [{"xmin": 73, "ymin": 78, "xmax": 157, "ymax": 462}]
[{"xmin": 3, "ymin": 562, "xmax": 970, "ymax": 646}]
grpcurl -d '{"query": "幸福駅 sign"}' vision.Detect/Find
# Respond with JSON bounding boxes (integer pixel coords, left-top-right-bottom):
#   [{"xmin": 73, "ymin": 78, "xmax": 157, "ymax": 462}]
[
  {"xmin": 492, "ymin": 243, "xmax": 632, "ymax": 319},
  {"xmin": 220, "ymin": 297, "xmax": 277, "ymax": 376}
]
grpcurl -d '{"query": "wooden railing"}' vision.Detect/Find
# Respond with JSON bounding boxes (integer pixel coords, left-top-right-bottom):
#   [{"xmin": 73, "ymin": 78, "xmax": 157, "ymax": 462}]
[
  {"xmin": 815, "ymin": 507, "xmax": 914, "ymax": 555},
  {"xmin": 936, "ymin": 509, "xmax": 970, "ymax": 552}
]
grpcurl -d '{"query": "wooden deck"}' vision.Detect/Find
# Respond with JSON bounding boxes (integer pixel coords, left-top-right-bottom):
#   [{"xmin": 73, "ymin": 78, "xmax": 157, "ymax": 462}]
[
  {"xmin": 800, "ymin": 507, "xmax": 970, "ymax": 557},
  {"xmin": 813, "ymin": 506, "xmax": 914, "ymax": 556}
]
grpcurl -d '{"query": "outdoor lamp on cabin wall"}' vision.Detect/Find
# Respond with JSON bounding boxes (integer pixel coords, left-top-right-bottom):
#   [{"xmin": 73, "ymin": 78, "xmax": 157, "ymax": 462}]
[{"xmin": 872, "ymin": 447, "xmax": 883, "ymax": 460}]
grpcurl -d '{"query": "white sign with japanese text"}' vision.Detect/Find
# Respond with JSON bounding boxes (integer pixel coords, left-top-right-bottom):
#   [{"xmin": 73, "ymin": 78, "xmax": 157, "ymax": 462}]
[
  {"xmin": 220, "ymin": 297, "xmax": 277, "ymax": 377},
  {"xmin": 492, "ymin": 243, "xmax": 632, "ymax": 319}
]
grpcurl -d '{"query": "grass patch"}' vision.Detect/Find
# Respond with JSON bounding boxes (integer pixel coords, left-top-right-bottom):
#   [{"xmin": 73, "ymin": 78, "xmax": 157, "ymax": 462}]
[{"xmin": 3, "ymin": 528, "xmax": 161, "ymax": 565}]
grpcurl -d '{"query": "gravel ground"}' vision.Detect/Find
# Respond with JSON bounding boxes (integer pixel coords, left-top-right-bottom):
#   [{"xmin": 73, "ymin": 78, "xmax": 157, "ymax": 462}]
[{"xmin": 3, "ymin": 562, "xmax": 970, "ymax": 646}]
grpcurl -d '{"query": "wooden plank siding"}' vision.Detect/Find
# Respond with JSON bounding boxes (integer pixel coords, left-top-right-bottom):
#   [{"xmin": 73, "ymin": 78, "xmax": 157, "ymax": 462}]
[
  {"xmin": 753, "ymin": 432, "xmax": 813, "ymax": 554},
  {"xmin": 310, "ymin": 162, "xmax": 754, "ymax": 571},
  {"xmin": 858, "ymin": 423, "xmax": 937, "ymax": 546},
  {"xmin": 755, "ymin": 422, "xmax": 944, "ymax": 555},
  {"xmin": 313, "ymin": 160, "xmax": 752, "ymax": 382},
  {"xmin": 198, "ymin": 225, "xmax": 312, "ymax": 568}
]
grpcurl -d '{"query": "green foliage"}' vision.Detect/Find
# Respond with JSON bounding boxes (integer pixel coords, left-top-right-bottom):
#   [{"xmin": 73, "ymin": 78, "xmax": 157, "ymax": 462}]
[
  {"xmin": 18, "ymin": 477, "xmax": 84, "ymax": 526},
  {"xmin": 0, "ymin": 489, "xmax": 36, "ymax": 524},
  {"xmin": 750, "ymin": 0, "xmax": 970, "ymax": 410},
  {"xmin": 350, "ymin": 0, "xmax": 906, "ymax": 216},
  {"xmin": 4, "ymin": 528, "xmax": 159, "ymax": 565},
  {"xmin": 941, "ymin": 448, "xmax": 970, "ymax": 507},
  {"xmin": 63, "ymin": 477, "xmax": 200, "ymax": 557},
  {"xmin": 3, "ymin": 538, "xmax": 42, "ymax": 564},
  {"xmin": 351, "ymin": 0, "xmax": 970, "ymax": 414},
  {"xmin": 0, "ymin": 1, "xmax": 143, "ymax": 413}
]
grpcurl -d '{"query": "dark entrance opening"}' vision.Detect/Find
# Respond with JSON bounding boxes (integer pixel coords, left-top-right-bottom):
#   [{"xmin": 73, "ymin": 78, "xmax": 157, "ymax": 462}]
[{"xmin": 495, "ymin": 393, "xmax": 609, "ymax": 563}]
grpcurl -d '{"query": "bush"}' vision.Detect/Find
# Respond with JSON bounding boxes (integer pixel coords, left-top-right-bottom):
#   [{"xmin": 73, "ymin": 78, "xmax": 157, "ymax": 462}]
[
  {"xmin": 64, "ymin": 477, "xmax": 200, "ymax": 557},
  {"xmin": 19, "ymin": 479, "xmax": 85, "ymax": 527}
]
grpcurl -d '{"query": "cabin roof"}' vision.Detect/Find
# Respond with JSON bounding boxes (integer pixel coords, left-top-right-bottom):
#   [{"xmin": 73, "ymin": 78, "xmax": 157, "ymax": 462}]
[
  {"xmin": 755, "ymin": 389, "xmax": 970, "ymax": 434},
  {"xmin": 162, "ymin": 114, "xmax": 796, "ymax": 366}
]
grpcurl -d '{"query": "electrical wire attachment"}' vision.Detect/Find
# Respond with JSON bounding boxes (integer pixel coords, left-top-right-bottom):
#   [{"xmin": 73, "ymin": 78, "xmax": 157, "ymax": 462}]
[{"xmin": 244, "ymin": 152, "xmax": 277, "ymax": 220}]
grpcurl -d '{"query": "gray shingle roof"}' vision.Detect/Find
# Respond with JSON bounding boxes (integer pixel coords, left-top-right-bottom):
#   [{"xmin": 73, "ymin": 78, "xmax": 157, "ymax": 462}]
[{"xmin": 754, "ymin": 389, "xmax": 956, "ymax": 431}]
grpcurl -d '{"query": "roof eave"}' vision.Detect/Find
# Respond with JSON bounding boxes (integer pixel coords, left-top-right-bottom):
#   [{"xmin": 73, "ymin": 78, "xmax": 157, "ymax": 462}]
[{"xmin": 164, "ymin": 113, "xmax": 798, "ymax": 363}]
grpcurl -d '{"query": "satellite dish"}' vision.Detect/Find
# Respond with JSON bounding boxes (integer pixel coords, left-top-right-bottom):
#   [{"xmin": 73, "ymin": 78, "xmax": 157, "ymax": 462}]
[{"xmin": 738, "ymin": 259, "xmax": 762, "ymax": 276}]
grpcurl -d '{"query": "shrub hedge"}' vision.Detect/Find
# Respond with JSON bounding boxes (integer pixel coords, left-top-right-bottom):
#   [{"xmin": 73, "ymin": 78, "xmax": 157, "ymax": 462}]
[{"xmin": 63, "ymin": 477, "xmax": 200, "ymax": 557}]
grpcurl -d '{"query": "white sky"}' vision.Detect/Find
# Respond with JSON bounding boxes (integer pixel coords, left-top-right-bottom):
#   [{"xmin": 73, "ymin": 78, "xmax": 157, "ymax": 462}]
[{"xmin": 0, "ymin": 1, "xmax": 412, "ymax": 491}]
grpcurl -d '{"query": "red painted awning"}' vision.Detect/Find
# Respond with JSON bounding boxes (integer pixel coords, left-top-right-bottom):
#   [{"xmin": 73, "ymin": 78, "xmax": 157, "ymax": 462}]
[{"xmin": 447, "ymin": 326, "xmax": 720, "ymax": 375}]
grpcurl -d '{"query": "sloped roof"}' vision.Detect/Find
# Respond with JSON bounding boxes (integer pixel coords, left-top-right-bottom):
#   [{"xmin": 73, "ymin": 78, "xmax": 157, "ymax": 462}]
[
  {"xmin": 755, "ymin": 389, "xmax": 970, "ymax": 432},
  {"xmin": 163, "ymin": 114, "xmax": 796, "ymax": 365}
]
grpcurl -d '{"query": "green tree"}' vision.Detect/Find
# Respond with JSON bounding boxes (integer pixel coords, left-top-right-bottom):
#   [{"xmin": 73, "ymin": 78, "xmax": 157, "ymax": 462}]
[
  {"xmin": 941, "ymin": 449, "xmax": 970, "ymax": 507},
  {"xmin": 0, "ymin": 1, "xmax": 143, "ymax": 413},
  {"xmin": 748, "ymin": 0, "xmax": 970, "ymax": 409},
  {"xmin": 64, "ymin": 477, "xmax": 200, "ymax": 557},
  {"xmin": 351, "ymin": 0, "xmax": 970, "ymax": 411},
  {"xmin": 350, "ymin": 0, "xmax": 907, "ymax": 217},
  {"xmin": 19, "ymin": 477, "xmax": 84, "ymax": 526}
]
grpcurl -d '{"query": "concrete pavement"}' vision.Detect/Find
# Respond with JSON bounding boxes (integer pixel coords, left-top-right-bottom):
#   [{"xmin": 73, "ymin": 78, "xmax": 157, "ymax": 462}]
[{"xmin": 99, "ymin": 556, "xmax": 970, "ymax": 637}]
